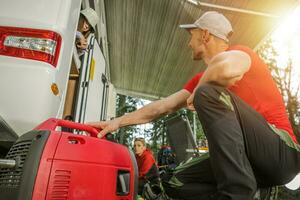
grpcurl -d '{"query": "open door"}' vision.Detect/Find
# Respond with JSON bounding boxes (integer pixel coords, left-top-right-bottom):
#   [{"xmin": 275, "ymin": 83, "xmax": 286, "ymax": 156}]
[{"xmin": 62, "ymin": 33, "xmax": 108, "ymax": 127}]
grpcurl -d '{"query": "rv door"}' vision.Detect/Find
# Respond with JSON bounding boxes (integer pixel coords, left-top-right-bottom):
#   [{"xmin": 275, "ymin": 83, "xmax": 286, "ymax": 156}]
[{"xmin": 74, "ymin": 34, "xmax": 108, "ymax": 124}]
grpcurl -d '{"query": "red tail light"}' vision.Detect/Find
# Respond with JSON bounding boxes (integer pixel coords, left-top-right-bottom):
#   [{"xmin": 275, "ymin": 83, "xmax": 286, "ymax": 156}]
[{"xmin": 0, "ymin": 26, "xmax": 62, "ymax": 67}]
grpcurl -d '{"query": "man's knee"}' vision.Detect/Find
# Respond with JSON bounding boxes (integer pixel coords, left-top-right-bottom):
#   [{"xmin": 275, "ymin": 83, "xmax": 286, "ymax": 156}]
[{"xmin": 193, "ymin": 83, "xmax": 226, "ymax": 109}]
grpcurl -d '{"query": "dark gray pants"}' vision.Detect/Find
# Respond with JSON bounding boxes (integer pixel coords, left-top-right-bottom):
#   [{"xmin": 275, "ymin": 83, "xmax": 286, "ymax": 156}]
[{"xmin": 167, "ymin": 83, "xmax": 300, "ymax": 200}]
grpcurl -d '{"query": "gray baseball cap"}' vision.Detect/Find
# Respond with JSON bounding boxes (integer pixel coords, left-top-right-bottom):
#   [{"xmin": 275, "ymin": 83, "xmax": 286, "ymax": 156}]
[{"xmin": 180, "ymin": 11, "xmax": 233, "ymax": 42}]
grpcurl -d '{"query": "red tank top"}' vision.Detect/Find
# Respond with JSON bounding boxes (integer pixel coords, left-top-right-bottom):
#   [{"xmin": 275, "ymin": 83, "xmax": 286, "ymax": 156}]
[{"xmin": 184, "ymin": 45, "xmax": 297, "ymax": 143}]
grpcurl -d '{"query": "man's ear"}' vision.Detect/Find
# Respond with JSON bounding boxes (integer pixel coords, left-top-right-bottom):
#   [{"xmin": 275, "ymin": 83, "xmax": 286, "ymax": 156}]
[{"xmin": 202, "ymin": 29, "xmax": 211, "ymax": 44}]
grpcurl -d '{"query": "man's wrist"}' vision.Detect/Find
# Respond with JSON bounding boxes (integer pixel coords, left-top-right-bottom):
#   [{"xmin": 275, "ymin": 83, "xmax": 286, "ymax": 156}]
[
  {"xmin": 118, "ymin": 114, "xmax": 132, "ymax": 128},
  {"xmin": 114, "ymin": 117, "xmax": 124, "ymax": 128}
]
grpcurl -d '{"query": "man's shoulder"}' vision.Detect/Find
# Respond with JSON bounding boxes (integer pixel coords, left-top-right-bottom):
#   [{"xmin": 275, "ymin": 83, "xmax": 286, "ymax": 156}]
[
  {"xmin": 227, "ymin": 45, "xmax": 254, "ymax": 54},
  {"xmin": 227, "ymin": 45, "xmax": 259, "ymax": 62}
]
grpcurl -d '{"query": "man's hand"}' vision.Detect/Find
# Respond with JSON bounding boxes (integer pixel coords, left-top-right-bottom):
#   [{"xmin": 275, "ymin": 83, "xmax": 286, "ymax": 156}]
[
  {"xmin": 186, "ymin": 92, "xmax": 195, "ymax": 111},
  {"xmin": 87, "ymin": 118, "xmax": 121, "ymax": 138}
]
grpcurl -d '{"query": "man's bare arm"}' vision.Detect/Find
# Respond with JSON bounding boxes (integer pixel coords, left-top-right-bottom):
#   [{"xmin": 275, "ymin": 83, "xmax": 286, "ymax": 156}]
[
  {"xmin": 186, "ymin": 50, "xmax": 251, "ymax": 110},
  {"xmin": 118, "ymin": 89, "xmax": 190, "ymax": 126},
  {"xmin": 88, "ymin": 89, "xmax": 191, "ymax": 136},
  {"xmin": 199, "ymin": 50, "xmax": 251, "ymax": 87}
]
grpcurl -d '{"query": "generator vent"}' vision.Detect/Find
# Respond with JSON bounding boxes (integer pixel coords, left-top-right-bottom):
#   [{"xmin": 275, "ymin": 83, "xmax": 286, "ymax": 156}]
[
  {"xmin": 0, "ymin": 140, "xmax": 32, "ymax": 188},
  {"xmin": 50, "ymin": 170, "xmax": 71, "ymax": 200}
]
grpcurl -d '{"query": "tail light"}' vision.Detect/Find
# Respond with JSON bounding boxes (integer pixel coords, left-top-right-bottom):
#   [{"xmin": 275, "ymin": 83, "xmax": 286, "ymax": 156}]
[{"xmin": 0, "ymin": 26, "xmax": 62, "ymax": 67}]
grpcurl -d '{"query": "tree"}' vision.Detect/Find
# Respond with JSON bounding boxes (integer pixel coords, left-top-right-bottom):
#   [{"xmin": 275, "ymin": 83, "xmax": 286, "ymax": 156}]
[
  {"xmin": 257, "ymin": 37, "xmax": 300, "ymax": 198},
  {"xmin": 148, "ymin": 117, "xmax": 166, "ymax": 155},
  {"xmin": 257, "ymin": 38, "xmax": 300, "ymax": 141},
  {"xmin": 115, "ymin": 94, "xmax": 141, "ymax": 146}
]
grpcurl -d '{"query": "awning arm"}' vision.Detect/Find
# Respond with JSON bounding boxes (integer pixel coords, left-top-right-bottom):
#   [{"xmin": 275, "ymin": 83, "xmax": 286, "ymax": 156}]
[
  {"xmin": 187, "ymin": 0, "xmax": 279, "ymax": 18},
  {"xmin": 116, "ymin": 88, "xmax": 163, "ymax": 101}
]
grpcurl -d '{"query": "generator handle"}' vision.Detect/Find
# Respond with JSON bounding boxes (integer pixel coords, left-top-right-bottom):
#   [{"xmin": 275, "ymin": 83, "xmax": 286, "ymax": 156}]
[{"xmin": 35, "ymin": 118, "xmax": 100, "ymax": 137}]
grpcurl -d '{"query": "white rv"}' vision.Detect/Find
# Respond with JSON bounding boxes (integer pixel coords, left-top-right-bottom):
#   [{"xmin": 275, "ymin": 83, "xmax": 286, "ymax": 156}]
[{"xmin": 0, "ymin": 0, "xmax": 114, "ymax": 152}]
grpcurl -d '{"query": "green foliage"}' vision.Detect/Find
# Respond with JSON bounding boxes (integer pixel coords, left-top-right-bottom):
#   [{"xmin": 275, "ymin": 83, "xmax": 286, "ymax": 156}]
[
  {"xmin": 148, "ymin": 116, "xmax": 167, "ymax": 156},
  {"xmin": 257, "ymin": 38, "xmax": 300, "ymax": 142},
  {"xmin": 277, "ymin": 186, "xmax": 300, "ymax": 200},
  {"xmin": 115, "ymin": 94, "xmax": 141, "ymax": 146},
  {"xmin": 257, "ymin": 38, "xmax": 300, "ymax": 197}
]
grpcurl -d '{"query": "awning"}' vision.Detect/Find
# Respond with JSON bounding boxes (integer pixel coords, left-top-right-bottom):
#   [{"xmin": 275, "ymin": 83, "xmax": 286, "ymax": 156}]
[{"xmin": 103, "ymin": 0, "xmax": 299, "ymax": 100}]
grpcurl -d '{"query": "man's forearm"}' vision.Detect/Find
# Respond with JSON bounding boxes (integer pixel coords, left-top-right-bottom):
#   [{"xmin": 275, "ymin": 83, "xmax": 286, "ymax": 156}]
[
  {"xmin": 114, "ymin": 90, "xmax": 189, "ymax": 128},
  {"xmin": 117, "ymin": 100, "xmax": 167, "ymax": 128}
]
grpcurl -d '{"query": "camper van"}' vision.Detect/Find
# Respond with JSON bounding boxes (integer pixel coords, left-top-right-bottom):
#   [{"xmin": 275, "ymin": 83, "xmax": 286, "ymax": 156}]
[
  {"xmin": 0, "ymin": 0, "xmax": 114, "ymax": 145},
  {"xmin": 0, "ymin": 1, "xmax": 138, "ymax": 199}
]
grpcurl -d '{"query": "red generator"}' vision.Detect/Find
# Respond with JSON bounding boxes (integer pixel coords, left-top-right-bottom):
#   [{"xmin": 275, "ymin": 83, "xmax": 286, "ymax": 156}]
[{"xmin": 0, "ymin": 118, "xmax": 138, "ymax": 200}]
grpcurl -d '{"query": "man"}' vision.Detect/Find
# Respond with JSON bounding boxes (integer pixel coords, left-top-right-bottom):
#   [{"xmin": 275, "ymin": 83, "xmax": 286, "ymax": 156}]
[{"xmin": 89, "ymin": 11, "xmax": 300, "ymax": 199}]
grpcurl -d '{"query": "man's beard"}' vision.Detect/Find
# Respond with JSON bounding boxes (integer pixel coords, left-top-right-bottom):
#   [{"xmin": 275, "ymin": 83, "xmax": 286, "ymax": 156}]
[{"xmin": 193, "ymin": 51, "xmax": 203, "ymax": 60}]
